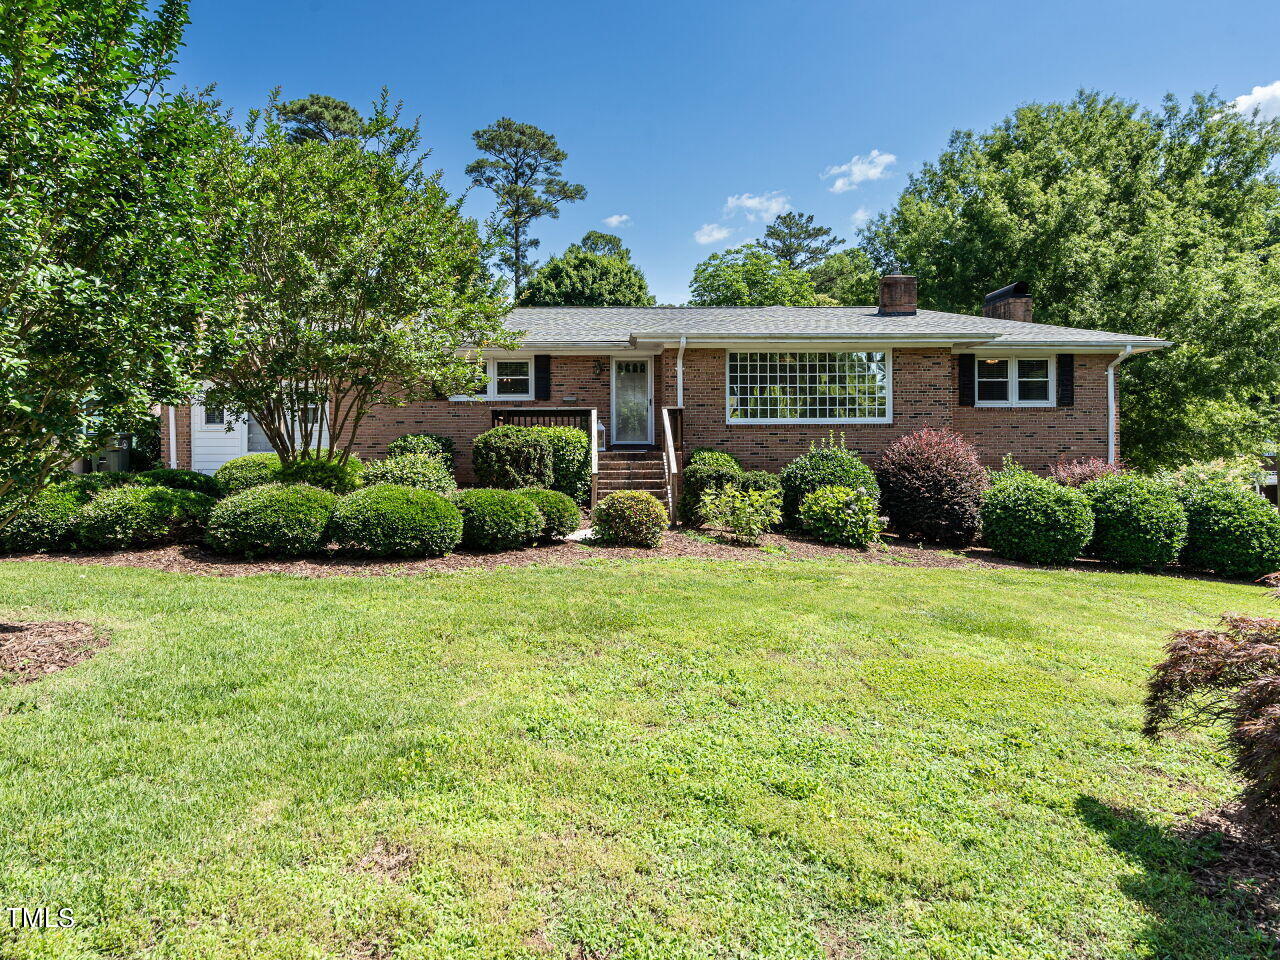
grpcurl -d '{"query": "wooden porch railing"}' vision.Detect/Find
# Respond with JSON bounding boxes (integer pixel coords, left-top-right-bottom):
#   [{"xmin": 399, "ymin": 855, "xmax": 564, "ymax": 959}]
[
  {"xmin": 661, "ymin": 406, "xmax": 684, "ymax": 525},
  {"xmin": 491, "ymin": 407, "xmax": 601, "ymax": 507}
]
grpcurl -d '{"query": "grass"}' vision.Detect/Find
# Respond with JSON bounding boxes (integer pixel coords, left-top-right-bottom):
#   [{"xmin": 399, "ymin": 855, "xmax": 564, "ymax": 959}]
[{"xmin": 0, "ymin": 557, "xmax": 1275, "ymax": 959}]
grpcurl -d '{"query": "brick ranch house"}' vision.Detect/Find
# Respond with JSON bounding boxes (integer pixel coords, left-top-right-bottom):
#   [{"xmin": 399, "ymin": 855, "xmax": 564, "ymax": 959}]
[{"xmin": 160, "ymin": 276, "xmax": 1170, "ymax": 504}]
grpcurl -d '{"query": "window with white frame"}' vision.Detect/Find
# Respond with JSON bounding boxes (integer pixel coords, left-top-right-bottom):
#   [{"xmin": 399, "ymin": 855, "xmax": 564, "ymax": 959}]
[
  {"xmin": 203, "ymin": 405, "xmax": 225, "ymax": 427},
  {"xmin": 727, "ymin": 351, "xmax": 890, "ymax": 423},
  {"xmin": 976, "ymin": 356, "xmax": 1054, "ymax": 405},
  {"xmin": 453, "ymin": 358, "xmax": 533, "ymax": 400}
]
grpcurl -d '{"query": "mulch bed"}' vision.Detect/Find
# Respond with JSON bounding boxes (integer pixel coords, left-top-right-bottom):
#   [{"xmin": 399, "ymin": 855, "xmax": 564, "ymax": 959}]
[
  {"xmin": 0, "ymin": 621, "xmax": 107, "ymax": 684},
  {"xmin": 0, "ymin": 532, "xmax": 995, "ymax": 579},
  {"xmin": 1178, "ymin": 803, "xmax": 1280, "ymax": 939}
]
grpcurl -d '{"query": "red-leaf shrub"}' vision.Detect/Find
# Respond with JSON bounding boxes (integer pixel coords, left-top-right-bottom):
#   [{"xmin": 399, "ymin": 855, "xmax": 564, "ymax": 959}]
[
  {"xmin": 875, "ymin": 428, "xmax": 987, "ymax": 546},
  {"xmin": 1050, "ymin": 457, "xmax": 1126, "ymax": 487},
  {"xmin": 1145, "ymin": 615, "xmax": 1280, "ymax": 828}
]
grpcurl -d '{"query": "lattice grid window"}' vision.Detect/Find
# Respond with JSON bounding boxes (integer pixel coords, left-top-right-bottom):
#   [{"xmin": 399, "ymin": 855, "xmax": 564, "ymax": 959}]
[{"xmin": 727, "ymin": 351, "xmax": 890, "ymax": 422}]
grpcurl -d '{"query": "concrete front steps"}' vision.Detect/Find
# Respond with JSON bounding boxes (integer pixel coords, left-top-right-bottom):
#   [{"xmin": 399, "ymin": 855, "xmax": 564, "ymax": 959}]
[{"xmin": 596, "ymin": 449, "xmax": 670, "ymax": 506}]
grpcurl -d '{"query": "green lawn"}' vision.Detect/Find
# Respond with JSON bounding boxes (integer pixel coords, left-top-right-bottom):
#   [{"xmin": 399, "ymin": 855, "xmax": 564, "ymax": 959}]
[{"xmin": 0, "ymin": 556, "xmax": 1274, "ymax": 959}]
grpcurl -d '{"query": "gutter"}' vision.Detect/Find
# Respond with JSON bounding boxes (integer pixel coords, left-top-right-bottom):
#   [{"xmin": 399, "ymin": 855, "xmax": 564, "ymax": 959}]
[
  {"xmin": 1106, "ymin": 346, "xmax": 1136, "ymax": 464},
  {"xmin": 168, "ymin": 405, "xmax": 178, "ymax": 469},
  {"xmin": 676, "ymin": 336, "xmax": 686, "ymax": 406}
]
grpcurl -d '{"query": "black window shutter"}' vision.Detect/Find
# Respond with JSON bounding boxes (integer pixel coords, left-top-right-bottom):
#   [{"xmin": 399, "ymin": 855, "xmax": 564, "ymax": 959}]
[
  {"xmin": 957, "ymin": 354, "xmax": 975, "ymax": 407},
  {"xmin": 534, "ymin": 355, "xmax": 552, "ymax": 400},
  {"xmin": 1056, "ymin": 354, "xmax": 1075, "ymax": 407}
]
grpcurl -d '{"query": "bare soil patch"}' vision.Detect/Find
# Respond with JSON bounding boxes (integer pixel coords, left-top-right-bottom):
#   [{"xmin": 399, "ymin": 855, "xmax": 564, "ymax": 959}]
[
  {"xmin": 1178, "ymin": 803, "xmax": 1280, "ymax": 940},
  {"xmin": 351, "ymin": 837, "xmax": 417, "ymax": 882},
  {"xmin": 0, "ymin": 621, "xmax": 106, "ymax": 684}
]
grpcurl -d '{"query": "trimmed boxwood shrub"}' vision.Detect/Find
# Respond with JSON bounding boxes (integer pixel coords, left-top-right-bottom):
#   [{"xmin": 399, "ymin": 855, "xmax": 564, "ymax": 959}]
[
  {"xmin": 215, "ymin": 453, "xmax": 283, "ymax": 496},
  {"xmin": 76, "ymin": 486, "xmax": 215, "ymax": 550},
  {"xmin": 278, "ymin": 452, "xmax": 363, "ymax": 493},
  {"xmin": 592, "ymin": 490, "xmax": 668, "ymax": 548},
  {"xmin": 528, "ymin": 426, "xmax": 592, "ymax": 503},
  {"xmin": 328, "ymin": 484, "xmax": 462, "ymax": 557},
  {"xmin": 1081, "ymin": 474, "xmax": 1187, "ymax": 568},
  {"xmin": 516, "ymin": 488, "xmax": 581, "ymax": 542},
  {"xmin": 875, "ymin": 428, "xmax": 987, "ymax": 546},
  {"xmin": 981, "ymin": 476, "xmax": 1094, "ymax": 566},
  {"xmin": 798, "ymin": 485, "xmax": 883, "ymax": 548},
  {"xmin": 688, "ymin": 448, "xmax": 742, "ymax": 470},
  {"xmin": 451, "ymin": 488, "xmax": 543, "ymax": 552},
  {"xmin": 1178, "ymin": 482, "xmax": 1280, "ymax": 579},
  {"xmin": 386, "ymin": 432, "xmax": 455, "ymax": 467},
  {"xmin": 362, "ymin": 454, "xmax": 457, "ymax": 494},
  {"xmin": 780, "ymin": 443, "xmax": 879, "ymax": 523},
  {"xmin": 735, "ymin": 470, "xmax": 782, "ymax": 495},
  {"xmin": 472, "ymin": 425, "xmax": 554, "ymax": 489},
  {"xmin": 134, "ymin": 468, "xmax": 222, "ymax": 498},
  {"xmin": 205, "ymin": 483, "xmax": 337, "ymax": 558},
  {"xmin": 56, "ymin": 472, "xmax": 134, "ymax": 498},
  {"xmin": 679, "ymin": 461, "xmax": 743, "ymax": 523},
  {"xmin": 0, "ymin": 484, "xmax": 90, "ymax": 552}
]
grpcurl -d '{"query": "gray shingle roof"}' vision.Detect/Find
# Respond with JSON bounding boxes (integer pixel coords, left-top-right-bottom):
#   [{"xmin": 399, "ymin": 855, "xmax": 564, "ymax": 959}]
[{"xmin": 502, "ymin": 306, "xmax": 1171, "ymax": 349}]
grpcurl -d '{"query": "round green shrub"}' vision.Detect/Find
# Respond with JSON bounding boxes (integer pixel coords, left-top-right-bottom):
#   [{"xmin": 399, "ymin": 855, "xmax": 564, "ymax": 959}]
[
  {"xmin": 875, "ymin": 428, "xmax": 988, "ymax": 546},
  {"xmin": 688, "ymin": 448, "xmax": 742, "ymax": 470},
  {"xmin": 780, "ymin": 445, "xmax": 879, "ymax": 523},
  {"xmin": 736, "ymin": 470, "xmax": 782, "ymax": 495},
  {"xmin": 56, "ymin": 472, "xmax": 134, "ymax": 499},
  {"xmin": 1081, "ymin": 474, "xmax": 1187, "ymax": 568},
  {"xmin": 205, "ymin": 483, "xmax": 337, "ymax": 558},
  {"xmin": 76, "ymin": 486, "xmax": 215, "ymax": 550},
  {"xmin": 528, "ymin": 426, "xmax": 592, "ymax": 503},
  {"xmin": 472, "ymin": 425, "xmax": 554, "ymax": 489},
  {"xmin": 215, "ymin": 453, "xmax": 283, "ymax": 496},
  {"xmin": 362, "ymin": 454, "xmax": 457, "ymax": 494},
  {"xmin": 680, "ymin": 461, "xmax": 743, "ymax": 523},
  {"xmin": 133, "ymin": 468, "xmax": 221, "ymax": 498},
  {"xmin": 981, "ymin": 476, "xmax": 1094, "ymax": 566},
  {"xmin": 592, "ymin": 491, "xmax": 668, "ymax": 548},
  {"xmin": 798, "ymin": 485, "xmax": 883, "ymax": 548},
  {"xmin": 328, "ymin": 484, "xmax": 462, "ymax": 558},
  {"xmin": 0, "ymin": 485, "xmax": 90, "ymax": 552},
  {"xmin": 516, "ymin": 487, "xmax": 581, "ymax": 542},
  {"xmin": 278, "ymin": 452, "xmax": 363, "ymax": 493},
  {"xmin": 386, "ymin": 432, "xmax": 455, "ymax": 467},
  {"xmin": 1178, "ymin": 482, "xmax": 1280, "ymax": 579},
  {"xmin": 451, "ymin": 488, "xmax": 544, "ymax": 552}
]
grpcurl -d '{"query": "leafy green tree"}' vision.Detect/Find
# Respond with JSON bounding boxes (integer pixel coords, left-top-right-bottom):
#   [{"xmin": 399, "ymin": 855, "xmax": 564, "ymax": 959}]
[
  {"xmin": 759, "ymin": 212, "xmax": 843, "ymax": 269},
  {"xmin": 0, "ymin": 0, "xmax": 222, "ymax": 510},
  {"xmin": 688, "ymin": 244, "xmax": 820, "ymax": 306},
  {"xmin": 466, "ymin": 119, "xmax": 587, "ymax": 296},
  {"xmin": 520, "ymin": 246, "xmax": 655, "ymax": 306},
  {"xmin": 200, "ymin": 93, "xmax": 511, "ymax": 465},
  {"xmin": 577, "ymin": 230, "xmax": 626, "ymax": 258},
  {"xmin": 277, "ymin": 93, "xmax": 367, "ymax": 143},
  {"xmin": 810, "ymin": 248, "xmax": 880, "ymax": 305},
  {"xmin": 863, "ymin": 91, "xmax": 1280, "ymax": 469}
]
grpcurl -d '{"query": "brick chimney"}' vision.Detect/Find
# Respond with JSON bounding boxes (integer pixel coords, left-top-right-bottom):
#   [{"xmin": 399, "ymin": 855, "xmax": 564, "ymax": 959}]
[
  {"xmin": 878, "ymin": 274, "xmax": 917, "ymax": 315},
  {"xmin": 983, "ymin": 282, "xmax": 1033, "ymax": 323}
]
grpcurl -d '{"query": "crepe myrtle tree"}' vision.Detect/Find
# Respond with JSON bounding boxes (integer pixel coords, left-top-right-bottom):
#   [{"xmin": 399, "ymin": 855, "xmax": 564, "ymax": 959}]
[
  {"xmin": 0, "ymin": 0, "xmax": 223, "ymax": 513},
  {"xmin": 199, "ymin": 91, "xmax": 512, "ymax": 466}
]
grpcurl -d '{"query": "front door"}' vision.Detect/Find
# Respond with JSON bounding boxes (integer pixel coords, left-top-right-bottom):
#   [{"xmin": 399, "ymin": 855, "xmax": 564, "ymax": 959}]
[{"xmin": 611, "ymin": 359, "xmax": 652, "ymax": 445}]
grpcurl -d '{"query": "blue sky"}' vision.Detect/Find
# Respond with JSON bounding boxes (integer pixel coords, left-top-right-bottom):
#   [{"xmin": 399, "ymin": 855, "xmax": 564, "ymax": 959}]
[{"xmin": 175, "ymin": 0, "xmax": 1280, "ymax": 305}]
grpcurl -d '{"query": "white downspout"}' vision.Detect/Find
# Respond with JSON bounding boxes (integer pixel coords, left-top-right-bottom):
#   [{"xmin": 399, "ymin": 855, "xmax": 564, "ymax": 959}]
[
  {"xmin": 1106, "ymin": 346, "xmax": 1134, "ymax": 464},
  {"xmin": 167, "ymin": 405, "xmax": 178, "ymax": 469},
  {"xmin": 676, "ymin": 336, "xmax": 687, "ymax": 407}
]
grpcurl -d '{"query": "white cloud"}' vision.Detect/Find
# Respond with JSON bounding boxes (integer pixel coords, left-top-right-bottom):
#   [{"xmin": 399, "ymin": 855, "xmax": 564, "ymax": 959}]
[
  {"xmin": 694, "ymin": 223, "xmax": 732, "ymax": 245},
  {"xmin": 822, "ymin": 149, "xmax": 896, "ymax": 193},
  {"xmin": 850, "ymin": 207, "xmax": 871, "ymax": 229},
  {"xmin": 1233, "ymin": 80, "xmax": 1280, "ymax": 121},
  {"xmin": 603, "ymin": 213, "xmax": 631, "ymax": 228},
  {"xmin": 723, "ymin": 191, "xmax": 791, "ymax": 222}
]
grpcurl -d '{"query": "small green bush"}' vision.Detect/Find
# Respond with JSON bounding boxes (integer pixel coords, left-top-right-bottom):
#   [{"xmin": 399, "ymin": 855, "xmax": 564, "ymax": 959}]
[
  {"xmin": 528, "ymin": 426, "xmax": 592, "ymax": 503},
  {"xmin": 798, "ymin": 485, "xmax": 883, "ymax": 548},
  {"xmin": 780, "ymin": 441, "xmax": 879, "ymax": 523},
  {"xmin": 592, "ymin": 491, "xmax": 668, "ymax": 548},
  {"xmin": 736, "ymin": 470, "xmax": 782, "ymax": 495},
  {"xmin": 699, "ymin": 485, "xmax": 781, "ymax": 545},
  {"xmin": 981, "ymin": 476, "xmax": 1094, "ymax": 566},
  {"xmin": 327, "ymin": 484, "xmax": 462, "ymax": 558},
  {"xmin": 133, "ymin": 468, "xmax": 221, "ymax": 498},
  {"xmin": 680, "ymin": 461, "xmax": 743, "ymax": 523},
  {"xmin": 0, "ymin": 485, "xmax": 90, "ymax": 552},
  {"xmin": 516, "ymin": 488, "xmax": 581, "ymax": 542},
  {"xmin": 1081, "ymin": 474, "xmax": 1188, "ymax": 568},
  {"xmin": 472, "ymin": 425, "xmax": 554, "ymax": 490},
  {"xmin": 215, "ymin": 453, "xmax": 283, "ymax": 496},
  {"xmin": 56, "ymin": 472, "xmax": 134, "ymax": 499},
  {"xmin": 451, "ymin": 488, "xmax": 544, "ymax": 552},
  {"xmin": 1178, "ymin": 483, "xmax": 1280, "ymax": 579},
  {"xmin": 278, "ymin": 452, "xmax": 363, "ymax": 493},
  {"xmin": 362, "ymin": 454, "xmax": 457, "ymax": 494},
  {"xmin": 688, "ymin": 448, "xmax": 742, "ymax": 470},
  {"xmin": 205, "ymin": 483, "xmax": 337, "ymax": 558},
  {"xmin": 76, "ymin": 486, "xmax": 214, "ymax": 550},
  {"xmin": 386, "ymin": 432, "xmax": 455, "ymax": 467}
]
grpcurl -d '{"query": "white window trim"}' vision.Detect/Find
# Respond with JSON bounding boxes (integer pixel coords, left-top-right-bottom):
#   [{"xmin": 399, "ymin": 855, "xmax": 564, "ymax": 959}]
[
  {"xmin": 450, "ymin": 356, "xmax": 534, "ymax": 402},
  {"xmin": 974, "ymin": 355, "xmax": 1057, "ymax": 408},
  {"xmin": 724, "ymin": 348, "xmax": 894, "ymax": 425}
]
